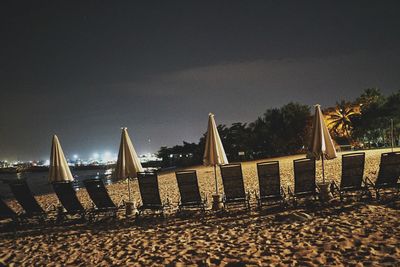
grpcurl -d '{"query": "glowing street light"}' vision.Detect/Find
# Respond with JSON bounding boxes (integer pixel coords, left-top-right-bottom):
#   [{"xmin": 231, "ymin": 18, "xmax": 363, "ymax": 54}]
[{"xmin": 103, "ymin": 151, "xmax": 112, "ymax": 161}]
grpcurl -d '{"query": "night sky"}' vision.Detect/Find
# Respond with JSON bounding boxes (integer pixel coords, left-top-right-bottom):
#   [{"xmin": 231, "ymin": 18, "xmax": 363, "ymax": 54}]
[{"xmin": 1, "ymin": 1, "xmax": 400, "ymax": 160}]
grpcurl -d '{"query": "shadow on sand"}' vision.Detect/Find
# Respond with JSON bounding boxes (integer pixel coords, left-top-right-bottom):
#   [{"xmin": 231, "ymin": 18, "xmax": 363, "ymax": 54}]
[{"xmin": 2, "ymin": 197, "xmax": 397, "ymax": 240}]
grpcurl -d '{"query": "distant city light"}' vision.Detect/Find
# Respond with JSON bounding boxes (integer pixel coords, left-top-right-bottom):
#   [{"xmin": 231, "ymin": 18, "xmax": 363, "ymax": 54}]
[
  {"xmin": 103, "ymin": 151, "xmax": 112, "ymax": 161},
  {"xmin": 0, "ymin": 150, "xmax": 144, "ymax": 167},
  {"xmin": 139, "ymin": 153, "xmax": 162, "ymax": 163}
]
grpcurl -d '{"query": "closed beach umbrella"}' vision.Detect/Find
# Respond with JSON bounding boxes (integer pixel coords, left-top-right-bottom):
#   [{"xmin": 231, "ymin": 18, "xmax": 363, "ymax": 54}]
[
  {"xmin": 203, "ymin": 113, "xmax": 228, "ymax": 194},
  {"xmin": 49, "ymin": 135, "xmax": 74, "ymax": 183},
  {"xmin": 115, "ymin": 127, "xmax": 143, "ymax": 201},
  {"xmin": 307, "ymin": 104, "xmax": 337, "ymax": 184}
]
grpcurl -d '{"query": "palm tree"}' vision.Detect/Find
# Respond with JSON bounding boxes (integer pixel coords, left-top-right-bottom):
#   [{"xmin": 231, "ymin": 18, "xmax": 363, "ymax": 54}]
[{"xmin": 326, "ymin": 101, "xmax": 361, "ymax": 139}]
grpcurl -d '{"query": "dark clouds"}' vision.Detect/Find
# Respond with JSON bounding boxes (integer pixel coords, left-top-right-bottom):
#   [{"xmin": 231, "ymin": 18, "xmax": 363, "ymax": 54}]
[{"xmin": 0, "ymin": 1, "xmax": 400, "ymax": 160}]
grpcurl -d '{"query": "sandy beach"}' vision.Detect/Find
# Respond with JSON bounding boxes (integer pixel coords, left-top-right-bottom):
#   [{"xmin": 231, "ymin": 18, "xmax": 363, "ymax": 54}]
[{"xmin": 1, "ymin": 148, "xmax": 399, "ymax": 266}]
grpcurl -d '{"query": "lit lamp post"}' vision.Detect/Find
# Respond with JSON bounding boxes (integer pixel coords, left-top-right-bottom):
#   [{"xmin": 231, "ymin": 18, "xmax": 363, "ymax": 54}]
[
  {"xmin": 73, "ymin": 154, "xmax": 78, "ymax": 165},
  {"xmin": 391, "ymin": 119, "xmax": 395, "ymax": 152}
]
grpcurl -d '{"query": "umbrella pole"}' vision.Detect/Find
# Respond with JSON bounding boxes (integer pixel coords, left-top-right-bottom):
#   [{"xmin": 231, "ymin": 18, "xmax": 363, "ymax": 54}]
[
  {"xmin": 127, "ymin": 178, "xmax": 132, "ymax": 202},
  {"xmin": 321, "ymin": 156, "xmax": 325, "ymax": 184},
  {"xmin": 214, "ymin": 165, "xmax": 218, "ymax": 194}
]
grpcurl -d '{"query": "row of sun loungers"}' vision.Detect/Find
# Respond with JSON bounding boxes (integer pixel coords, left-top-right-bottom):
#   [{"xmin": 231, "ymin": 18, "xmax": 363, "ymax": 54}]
[{"xmin": 1, "ymin": 152, "xmax": 400, "ymax": 226}]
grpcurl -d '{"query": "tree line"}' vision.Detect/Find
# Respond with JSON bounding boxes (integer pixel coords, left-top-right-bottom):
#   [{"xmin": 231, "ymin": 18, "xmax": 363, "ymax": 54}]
[{"xmin": 157, "ymin": 88, "xmax": 400, "ymax": 168}]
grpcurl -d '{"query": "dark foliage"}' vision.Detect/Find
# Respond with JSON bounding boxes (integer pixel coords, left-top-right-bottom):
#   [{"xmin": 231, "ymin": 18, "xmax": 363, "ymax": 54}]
[{"xmin": 158, "ymin": 89, "xmax": 400, "ymax": 168}]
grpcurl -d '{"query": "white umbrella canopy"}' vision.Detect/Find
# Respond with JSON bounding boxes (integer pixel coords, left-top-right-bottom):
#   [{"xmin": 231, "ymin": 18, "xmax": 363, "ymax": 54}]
[
  {"xmin": 48, "ymin": 135, "xmax": 74, "ymax": 183},
  {"xmin": 203, "ymin": 113, "xmax": 228, "ymax": 166},
  {"xmin": 115, "ymin": 127, "xmax": 143, "ymax": 202},
  {"xmin": 115, "ymin": 128, "xmax": 144, "ymax": 180},
  {"xmin": 203, "ymin": 113, "xmax": 228, "ymax": 194},
  {"xmin": 307, "ymin": 104, "xmax": 337, "ymax": 183}
]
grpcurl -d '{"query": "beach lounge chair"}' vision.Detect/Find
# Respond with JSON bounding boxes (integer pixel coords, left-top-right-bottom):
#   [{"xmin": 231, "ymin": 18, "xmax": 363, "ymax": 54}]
[
  {"xmin": 289, "ymin": 158, "xmax": 319, "ymax": 206},
  {"xmin": 330, "ymin": 152, "xmax": 371, "ymax": 201},
  {"xmin": 52, "ymin": 182, "xmax": 86, "ymax": 222},
  {"xmin": 83, "ymin": 179, "xmax": 118, "ymax": 221},
  {"xmin": 220, "ymin": 163, "xmax": 250, "ymax": 210},
  {"xmin": 6, "ymin": 179, "xmax": 47, "ymax": 222},
  {"xmin": 137, "ymin": 172, "xmax": 167, "ymax": 216},
  {"xmin": 256, "ymin": 161, "xmax": 286, "ymax": 209},
  {"xmin": 365, "ymin": 152, "xmax": 400, "ymax": 200},
  {"xmin": 175, "ymin": 170, "xmax": 207, "ymax": 212},
  {"xmin": 0, "ymin": 196, "xmax": 19, "ymax": 224}
]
